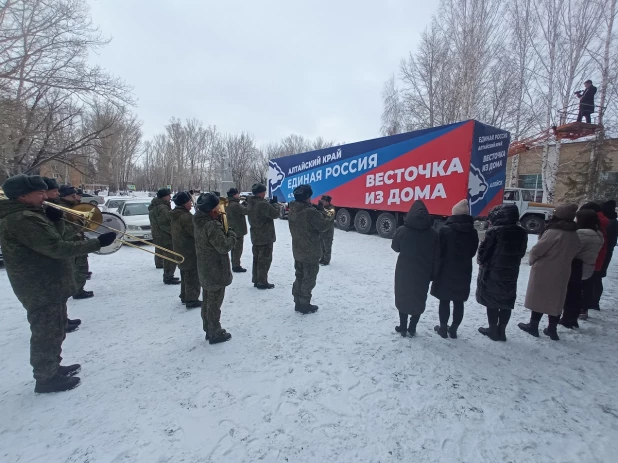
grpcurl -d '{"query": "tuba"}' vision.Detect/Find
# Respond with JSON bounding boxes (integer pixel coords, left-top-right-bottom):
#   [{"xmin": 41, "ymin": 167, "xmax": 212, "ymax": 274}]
[{"xmin": 218, "ymin": 197, "xmax": 229, "ymax": 233}]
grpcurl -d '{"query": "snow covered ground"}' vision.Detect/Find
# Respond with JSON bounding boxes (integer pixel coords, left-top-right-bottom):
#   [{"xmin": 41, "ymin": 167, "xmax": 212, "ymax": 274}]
[{"xmin": 1, "ymin": 221, "xmax": 617, "ymax": 463}]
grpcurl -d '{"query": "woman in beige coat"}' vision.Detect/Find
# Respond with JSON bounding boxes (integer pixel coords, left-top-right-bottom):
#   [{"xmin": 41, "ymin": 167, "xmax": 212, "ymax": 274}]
[{"xmin": 518, "ymin": 204, "xmax": 581, "ymax": 341}]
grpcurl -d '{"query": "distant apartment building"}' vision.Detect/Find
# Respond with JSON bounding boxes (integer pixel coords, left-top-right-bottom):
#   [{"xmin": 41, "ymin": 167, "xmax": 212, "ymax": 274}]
[
  {"xmin": 506, "ymin": 138, "xmax": 618, "ymax": 202},
  {"xmin": 38, "ymin": 159, "xmax": 89, "ymax": 187}
]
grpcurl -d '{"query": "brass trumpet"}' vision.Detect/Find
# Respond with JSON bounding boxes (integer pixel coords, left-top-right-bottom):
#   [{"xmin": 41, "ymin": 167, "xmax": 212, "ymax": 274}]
[{"xmin": 43, "ymin": 201, "xmax": 185, "ymax": 264}]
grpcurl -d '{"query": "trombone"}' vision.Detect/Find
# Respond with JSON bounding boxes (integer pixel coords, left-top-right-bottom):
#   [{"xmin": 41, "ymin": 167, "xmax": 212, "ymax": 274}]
[{"xmin": 43, "ymin": 201, "xmax": 185, "ymax": 264}]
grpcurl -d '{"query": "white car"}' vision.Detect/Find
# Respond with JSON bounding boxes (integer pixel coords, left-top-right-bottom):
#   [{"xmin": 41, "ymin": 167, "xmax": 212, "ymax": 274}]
[
  {"xmin": 101, "ymin": 197, "xmax": 130, "ymax": 214},
  {"xmin": 80, "ymin": 192, "xmax": 105, "ymax": 206},
  {"xmin": 116, "ymin": 199, "xmax": 153, "ymax": 242}
]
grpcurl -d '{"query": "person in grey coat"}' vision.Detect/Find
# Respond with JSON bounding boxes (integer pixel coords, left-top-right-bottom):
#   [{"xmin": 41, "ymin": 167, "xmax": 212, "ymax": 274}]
[
  {"xmin": 391, "ymin": 200, "xmax": 440, "ymax": 337},
  {"xmin": 518, "ymin": 204, "xmax": 580, "ymax": 341}
]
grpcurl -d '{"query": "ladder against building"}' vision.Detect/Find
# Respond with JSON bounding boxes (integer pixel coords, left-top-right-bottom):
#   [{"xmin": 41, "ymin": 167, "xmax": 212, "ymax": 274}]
[{"xmin": 508, "ymin": 105, "xmax": 604, "ymax": 157}]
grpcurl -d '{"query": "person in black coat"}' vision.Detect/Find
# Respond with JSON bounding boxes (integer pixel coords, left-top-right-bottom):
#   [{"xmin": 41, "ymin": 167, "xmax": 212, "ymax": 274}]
[
  {"xmin": 576, "ymin": 80, "xmax": 597, "ymax": 123},
  {"xmin": 476, "ymin": 204, "xmax": 528, "ymax": 341},
  {"xmin": 391, "ymin": 200, "xmax": 440, "ymax": 337},
  {"xmin": 430, "ymin": 199, "xmax": 479, "ymax": 339},
  {"xmin": 600, "ymin": 200, "xmax": 617, "ymax": 277}
]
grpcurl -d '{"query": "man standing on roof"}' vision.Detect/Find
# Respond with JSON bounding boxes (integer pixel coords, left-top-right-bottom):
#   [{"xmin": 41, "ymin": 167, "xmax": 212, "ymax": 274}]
[{"xmin": 576, "ymin": 80, "xmax": 597, "ymax": 124}]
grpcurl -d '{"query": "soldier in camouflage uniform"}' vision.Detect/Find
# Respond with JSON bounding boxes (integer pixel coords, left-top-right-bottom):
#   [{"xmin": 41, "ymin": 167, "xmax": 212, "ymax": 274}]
[
  {"xmin": 57, "ymin": 185, "xmax": 93, "ymax": 299},
  {"xmin": 194, "ymin": 193, "xmax": 236, "ymax": 344},
  {"xmin": 148, "ymin": 188, "xmax": 180, "ymax": 284},
  {"xmin": 0, "ymin": 174, "xmax": 115, "ymax": 393},
  {"xmin": 43, "ymin": 178, "xmax": 82, "ymax": 332},
  {"xmin": 247, "ymin": 183, "xmax": 280, "ymax": 289},
  {"xmin": 288, "ymin": 184, "xmax": 335, "ymax": 314},
  {"xmin": 319, "ymin": 195, "xmax": 336, "ymax": 265},
  {"xmin": 170, "ymin": 191, "xmax": 201, "ymax": 308},
  {"xmin": 226, "ymin": 188, "xmax": 249, "ymax": 272}
]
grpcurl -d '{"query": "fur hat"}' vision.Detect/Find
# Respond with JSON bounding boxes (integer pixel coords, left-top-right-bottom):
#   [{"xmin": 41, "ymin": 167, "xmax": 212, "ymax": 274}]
[
  {"xmin": 321, "ymin": 195, "xmax": 332, "ymax": 203},
  {"xmin": 227, "ymin": 188, "xmax": 239, "ymax": 197},
  {"xmin": 553, "ymin": 204, "xmax": 577, "ymax": 221},
  {"xmin": 293, "ymin": 184, "xmax": 313, "ymax": 202},
  {"xmin": 42, "ymin": 177, "xmax": 60, "ymax": 191},
  {"xmin": 58, "ymin": 185, "xmax": 77, "ymax": 197},
  {"xmin": 580, "ymin": 201, "xmax": 601, "ymax": 213},
  {"xmin": 212, "ymin": 191, "xmax": 220, "ymax": 198},
  {"xmin": 173, "ymin": 191, "xmax": 192, "ymax": 207},
  {"xmin": 452, "ymin": 199, "xmax": 469, "ymax": 215},
  {"xmin": 1, "ymin": 174, "xmax": 48, "ymax": 200},
  {"xmin": 196, "ymin": 192, "xmax": 220, "ymax": 213},
  {"xmin": 157, "ymin": 187, "xmax": 172, "ymax": 198},
  {"xmin": 252, "ymin": 183, "xmax": 267, "ymax": 195}
]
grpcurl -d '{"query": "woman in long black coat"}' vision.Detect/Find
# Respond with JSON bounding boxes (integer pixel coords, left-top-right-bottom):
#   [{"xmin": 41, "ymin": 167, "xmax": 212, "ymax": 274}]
[
  {"xmin": 391, "ymin": 200, "xmax": 440, "ymax": 337},
  {"xmin": 476, "ymin": 204, "xmax": 528, "ymax": 341},
  {"xmin": 430, "ymin": 199, "xmax": 479, "ymax": 339}
]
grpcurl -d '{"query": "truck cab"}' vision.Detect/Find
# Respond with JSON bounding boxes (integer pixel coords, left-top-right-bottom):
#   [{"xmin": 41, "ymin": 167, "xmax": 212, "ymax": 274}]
[{"xmin": 503, "ymin": 188, "xmax": 553, "ymax": 234}]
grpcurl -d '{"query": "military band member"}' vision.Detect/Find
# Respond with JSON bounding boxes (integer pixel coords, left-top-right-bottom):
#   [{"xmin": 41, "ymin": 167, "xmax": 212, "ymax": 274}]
[
  {"xmin": 226, "ymin": 188, "xmax": 249, "ymax": 272},
  {"xmin": 319, "ymin": 195, "xmax": 335, "ymax": 265},
  {"xmin": 247, "ymin": 183, "xmax": 280, "ymax": 289},
  {"xmin": 149, "ymin": 188, "xmax": 180, "ymax": 284},
  {"xmin": 171, "ymin": 192, "xmax": 201, "ymax": 308}
]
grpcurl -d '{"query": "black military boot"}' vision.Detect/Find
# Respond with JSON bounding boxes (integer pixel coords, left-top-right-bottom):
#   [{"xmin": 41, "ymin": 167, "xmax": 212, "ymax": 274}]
[
  {"xmin": 58, "ymin": 364, "xmax": 81, "ymax": 377},
  {"xmin": 185, "ymin": 300, "xmax": 201, "ymax": 309},
  {"xmin": 256, "ymin": 283, "xmax": 275, "ymax": 290},
  {"xmin": 518, "ymin": 321, "xmax": 540, "ymax": 337},
  {"xmin": 68, "ymin": 318, "xmax": 81, "ymax": 326},
  {"xmin": 478, "ymin": 324, "xmax": 499, "ymax": 341},
  {"xmin": 434, "ymin": 325, "xmax": 448, "ymax": 339},
  {"xmin": 34, "ymin": 374, "xmax": 80, "ymax": 393},
  {"xmin": 296, "ymin": 304, "xmax": 318, "ymax": 314},
  {"xmin": 164, "ymin": 277, "xmax": 181, "ymax": 285},
  {"xmin": 232, "ymin": 267, "xmax": 247, "ymax": 273},
  {"xmin": 209, "ymin": 329, "xmax": 232, "ymax": 344},
  {"xmin": 73, "ymin": 290, "xmax": 94, "ymax": 300},
  {"xmin": 65, "ymin": 323, "xmax": 79, "ymax": 333}
]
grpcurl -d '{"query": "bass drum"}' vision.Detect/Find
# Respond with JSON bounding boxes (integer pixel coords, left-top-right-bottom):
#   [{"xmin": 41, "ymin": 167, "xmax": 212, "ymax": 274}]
[{"xmin": 85, "ymin": 212, "xmax": 126, "ymax": 255}]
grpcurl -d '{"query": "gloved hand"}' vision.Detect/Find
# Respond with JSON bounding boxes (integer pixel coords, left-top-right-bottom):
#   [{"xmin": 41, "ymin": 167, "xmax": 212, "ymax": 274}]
[
  {"xmin": 45, "ymin": 206, "xmax": 64, "ymax": 222},
  {"xmin": 269, "ymin": 197, "xmax": 279, "ymax": 204},
  {"xmin": 97, "ymin": 232, "xmax": 117, "ymax": 247},
  {"xmin": 316, "ymin": 202, "xmax": 325, "ymax": 211},
  {"xmin": 227, "ymin": 229, "xmax": 237, "ymax": 239}
]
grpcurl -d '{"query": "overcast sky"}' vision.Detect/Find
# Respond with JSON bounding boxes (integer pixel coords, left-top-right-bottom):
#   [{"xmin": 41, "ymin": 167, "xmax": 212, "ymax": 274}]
[{"xmin": 88, "ymin": 0, "xmax": 437, "ymax": 146}]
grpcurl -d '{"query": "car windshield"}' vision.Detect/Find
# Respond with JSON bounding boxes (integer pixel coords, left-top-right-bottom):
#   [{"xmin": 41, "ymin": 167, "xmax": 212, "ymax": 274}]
[
  {"xmin": 107, "ymin": 200, "xmax": 124, "ymax": 208},
  {"xmin": 123, "ymin": 203, "xmax": 149, "ymax": 216}
]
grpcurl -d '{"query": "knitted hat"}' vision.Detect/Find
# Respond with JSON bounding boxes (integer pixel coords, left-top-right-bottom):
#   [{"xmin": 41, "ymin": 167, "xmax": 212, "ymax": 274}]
[
  {"xmin": 58, "ymin": 185, "xmax": 77, "ymax": 197},
  {"xmin": 252, "ymin": 183, "xmax": 267, "ymax": 195},
  {"xmin": 173, "ymin": 191, "xmax": 192, "ymax": 207},
  {"xmin": 452, "ymin": 199, "xmax": 469, "ymax": 215},
  {"xmin": 157, "ymin": 187, "xmax": 172, "ymax": 198},
  {"xmin": 227, "ymin": 188, "xmax": 239, "ymax": 197},
  {"xmin": 293, "ymin": 184, "xmax": 313, "ymax": 202},
  {"xmin": 196, "ymin": 192, "xmax": 220, "ymax": 213},
  {"xmin": 42, "ymin": 177, "xmax": 60, "ymax": 191},
  {"xmin": 553, "ymin": 204, "xmax": 577, "ymax": 221},
  {"xmin": 1, "ymin": 174, "xmax": 48, "ymax": 199}
]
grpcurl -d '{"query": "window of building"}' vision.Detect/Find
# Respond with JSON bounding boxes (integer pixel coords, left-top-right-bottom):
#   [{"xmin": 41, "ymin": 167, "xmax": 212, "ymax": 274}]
[
  {"xmin": 52, "ymin": 173, "xmax": 61, "ymax": 179},
  {"xmin": 518, "ymin": 174, "xmax": 542, "ymax": 190}
]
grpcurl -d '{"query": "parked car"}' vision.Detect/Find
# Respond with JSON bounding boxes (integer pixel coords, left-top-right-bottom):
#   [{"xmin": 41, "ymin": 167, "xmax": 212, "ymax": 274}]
[
  {"xmin": 116, "ymin": 200, "xmax": 153, "ymax": 242},
  {"xmin": 80, "ymin": 192, "xmax": 105, "ymax": 206},
  {"xmin": 101, "ymin": 197, "xmax": 130, "ymax": 214}
]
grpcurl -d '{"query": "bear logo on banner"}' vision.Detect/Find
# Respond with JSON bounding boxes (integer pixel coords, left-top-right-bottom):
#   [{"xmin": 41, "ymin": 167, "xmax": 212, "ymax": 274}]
[
  {"xmin": 468, "ymin": 164, "xmax": 488, "ymax": 204},
  {"xmin": 268, "ymin": 160, "xmax": 285, "ymax": 193}
]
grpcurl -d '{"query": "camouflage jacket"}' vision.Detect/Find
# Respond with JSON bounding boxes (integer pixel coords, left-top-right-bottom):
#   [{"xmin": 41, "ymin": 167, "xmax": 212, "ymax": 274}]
[
  {"xmin": 194, "ymin": 210, "xmax": 236, "ymax": 290},
  {"xmin": 247, "ymin": 196, "xmax": 280, "ymax": 245},
  {"xmin": 288, "ymin": 201, "xmax": 334, "ymax": 263},
  {"xmin": 170, "ymin": 207, "xmax": 196, "ymax": 270},
  {"xmin": 0, "ymin": 200, "xmax": 101, "ymax": 310},
  {"xmin": 321, "ymin": 205, "xmax": 336, "ymax": 240},
  {"xmin": 54, "ymin": 198, "xmax": 83, "ymax": 241},
  {"xmin": 148, "ymin": 197, "xmax": 173, "ymax": 246},
  {"xmin": 226, "ymin": 198, "xmax": 248, "ymax": 236}
]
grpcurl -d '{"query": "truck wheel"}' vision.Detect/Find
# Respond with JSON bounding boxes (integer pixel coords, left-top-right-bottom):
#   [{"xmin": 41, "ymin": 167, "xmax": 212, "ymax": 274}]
[
  {"xmin": 521, "ymin": 215, "xmax": 545, "ymax": 234},
  {"xmin": 354, "ymin": 210, "xmax": 375, "ymax": 234},
  {"xmin": 376, "ymin": 212, "xmax": 397, "ymax": 239},
  {"xmin": 336, "ymin": 208, "xmax": 353, "ymax": 231}
]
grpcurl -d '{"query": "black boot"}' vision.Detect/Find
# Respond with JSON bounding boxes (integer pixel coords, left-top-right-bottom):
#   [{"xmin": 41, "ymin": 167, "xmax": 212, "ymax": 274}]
[
  {"xmin": 518, "ymin": 321, "xmax": 540, "ymax": 337},
  {"xmin": 232, "ymin": 266, "xmax": 247, "ymax": 273},
  {"xmin": 65, "ymin": 323, "xmax": 79, "ymax": 333},
  {"xmin": 185, "ymin": 300, "xmax": 202, "ymax": 309},
  {"xmin": 72, "ymin": 290, "xmax": 94, "ymax": 300},
  {"xmin": 164, "ymin": 278, "xmax": 181, "ymax": 285},
  {"xmin": 256, "ymin": 283, "xmax": 275, "ymax": 290},
  {"xmin": 296, "ymin": 304, "xmax": 318, "ymax": 314},
  {"xmin": 497, "ymin": 325, "xmax": 507, "ymax": 342},
  {"xmin": 67, "ymin": 318, "xmax": 81, "ymax": 326},
  {"xmin": 408, "ymin": 315, "xmax": 420, "ymax": 337},
  {"xmin": 478, "ymin": 324, "xmax": 499, "ymax": 341},
  {"xmin": 58, "ymin": 364, "xmax": 81, "ymax": 377},
  {"xmin": 544, "ymin": 318, "xmax": 560, "ymax": 341},
  {"xmin": 434, "ymin": 325, "xmax": 448, "ymax": 339},
  {"xmin": 448, "ymin": 325, "xmax": 458, "ymax": 339},
  {"xmin": 34, "ymin": 374, "xmax": 80, "ymax": 393},
  {"xmin": 394, "ymin": 325, "xmax": 407, "ymax": 337},
  {"xmin": 209, "ymin": 329, "xmax": 232, "ymax": 345}
]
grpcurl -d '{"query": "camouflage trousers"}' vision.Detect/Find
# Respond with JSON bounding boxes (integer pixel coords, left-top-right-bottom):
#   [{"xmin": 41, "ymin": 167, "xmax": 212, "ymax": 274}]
[
  {"xmin": 252, "ymin": 243, "xmax": 273, "ymax": 285},
  {"xmin": 159, "ymin": 246, "xmax": 177, "ymax": 281},
  {"xmin": 74, "ymin": 255, "xmax": 89, "ymax": 292},
  {"xmin": 292, "ymin": 260, "xmax": 320, "ymax": 305},
  {"xmin": 154, "ymin": 254, "xmax": 164, "ymax": 269},
  {"xmin": 26, "ymin": 301, "xmax": 67, "ymax": 381},
  {"xmin": 180, "ymin": 268, "xmax": 201, "ymax": 302},
  {"xmin": 321, "ymin": 235, "xmax": 333, "ymax": 264},
  {"xmin": 201, "ymin": 287, "xmax": 226, "ymax": 336},
  {"xmin": 231, "ymin": 235, "xmax": 244, "ymax": 268}
]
